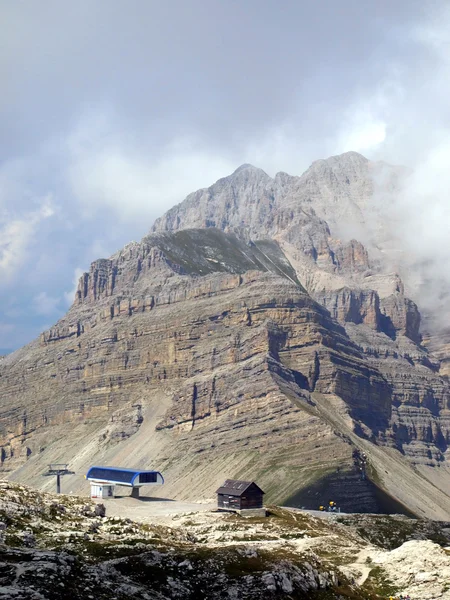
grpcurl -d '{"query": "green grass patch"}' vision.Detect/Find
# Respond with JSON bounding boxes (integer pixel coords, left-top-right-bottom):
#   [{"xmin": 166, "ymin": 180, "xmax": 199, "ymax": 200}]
[{"xmin": 362, "ymin": 565, "xmax": 399, "ymax": 597}]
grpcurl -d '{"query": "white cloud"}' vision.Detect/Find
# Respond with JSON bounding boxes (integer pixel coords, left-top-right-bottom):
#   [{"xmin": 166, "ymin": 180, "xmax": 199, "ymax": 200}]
[
  {"xmin": 33, "ymin": 291, "xmax": 61, "ymax": 316},
  {"xmin": 384, "ymin": 139, "xmax": 450, "ymax": 320},
  {"xmin": 0, "ymin": 196, "xmax": 55, "ymax": 285},
  {"xmin": 66, "ymin": 112, "xmax": 235, "ymax": 222},
  {"xmin": 320, "ymin": 5, "xmax": 450, "ymax": 328},
  {"xmin": 413, "ymin": 6, "xmax": 450, "ymax": 58},
  {"xmin": 64, "ymin": 267, "xmax": 84, "ymax": 306},
  {"xmin": 1, "ymin": 2, "xmax": 450, "ymax": 353},
  {"xmin": 339, "ymin": 119, "xmax": 387, "ymax": 154},
  {"xmin": 332, "ymin": 78, "xmax": 404, "ymax": 158}
]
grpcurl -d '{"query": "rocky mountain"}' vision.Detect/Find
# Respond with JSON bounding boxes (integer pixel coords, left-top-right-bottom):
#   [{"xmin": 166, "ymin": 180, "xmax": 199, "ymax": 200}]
[
  {"xmin": 0, "ymin": 152, "xmax": 449, "ymax": 520},
  {"xmin": 153, "ymin": 152, "xmax": 446, "ymax": 363},
  {"xmin": 152, "ymin": 153, "xmax": 450, "ymax": 494}
]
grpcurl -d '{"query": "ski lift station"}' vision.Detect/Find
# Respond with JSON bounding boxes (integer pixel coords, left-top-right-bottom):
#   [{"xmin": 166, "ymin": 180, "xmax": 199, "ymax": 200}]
[{"xmin": 86, "ymin": 466, "xmax": 164, "ymax": 499}]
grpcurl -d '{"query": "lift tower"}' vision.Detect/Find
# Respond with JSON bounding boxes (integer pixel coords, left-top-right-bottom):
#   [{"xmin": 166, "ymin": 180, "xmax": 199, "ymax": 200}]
[{"xmin": 44, "ymin": 463, "xmax": 71, "ymax": 494}]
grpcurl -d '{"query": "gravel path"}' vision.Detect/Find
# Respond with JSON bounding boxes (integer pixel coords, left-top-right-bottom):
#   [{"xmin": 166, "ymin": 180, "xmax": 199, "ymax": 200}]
[{"xmin": 101, "ymin": 494, "xmax": 216, "ymax": 524}]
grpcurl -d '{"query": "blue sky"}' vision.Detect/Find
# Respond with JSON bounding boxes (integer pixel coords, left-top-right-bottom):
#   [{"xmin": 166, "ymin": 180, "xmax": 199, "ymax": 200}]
[{"xmin": 1, "ymin": 0, "xmax": 450, "ymax": 353}]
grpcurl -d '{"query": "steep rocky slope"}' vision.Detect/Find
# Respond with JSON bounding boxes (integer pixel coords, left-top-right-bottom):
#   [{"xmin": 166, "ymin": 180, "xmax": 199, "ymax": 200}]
[
  {"xmin": 152, "ymin": 154, "xmax": 450, "ymax": 494},
  {"xmin": 0, "ymin": 229, "xmax": 403, "ymax": 511},
  {"xmin": 1, "ymin": 153, "xmax": 450, "ymax": 520}
]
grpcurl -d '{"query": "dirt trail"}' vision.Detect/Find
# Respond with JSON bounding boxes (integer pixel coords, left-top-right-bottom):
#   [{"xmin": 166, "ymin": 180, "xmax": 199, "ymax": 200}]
[
  {"xmin": 348, "ymin": 549, "xmax": 373, "ymax": 586},
  {"xmin": 103, "ymin": 496, "xmax": 215, "ymax": 525}
]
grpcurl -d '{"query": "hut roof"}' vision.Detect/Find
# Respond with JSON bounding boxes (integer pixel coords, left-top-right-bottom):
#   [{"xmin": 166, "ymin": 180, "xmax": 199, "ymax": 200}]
[{"xmin": 216, "ymin": 479, "xmax": 264, "ymax": 496}]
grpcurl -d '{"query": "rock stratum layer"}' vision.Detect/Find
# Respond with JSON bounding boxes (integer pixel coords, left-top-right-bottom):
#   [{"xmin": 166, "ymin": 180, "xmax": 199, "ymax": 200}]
[{"xmin": 1, "ymin": 153, "xmax": 450, "ymax": 519}]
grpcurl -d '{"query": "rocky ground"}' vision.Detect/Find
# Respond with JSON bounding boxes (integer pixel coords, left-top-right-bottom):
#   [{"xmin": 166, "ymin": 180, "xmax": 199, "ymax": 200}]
[{"xmin": 1, "ymin": 481, "xmax": 449, "ymax": 599}]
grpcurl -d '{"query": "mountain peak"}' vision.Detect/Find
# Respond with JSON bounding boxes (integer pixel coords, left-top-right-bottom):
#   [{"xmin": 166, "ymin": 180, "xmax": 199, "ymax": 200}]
[
  {"xmin": 233, "ymin": 163, "xmax": 260, "ymax": 173},
  {"xmin": 306, "ymin": 150, "xmax": 369, "ymax": 174},
  {"xmin": 338, "ymin": 150, "xmax": 368, "ymax": 160},
  {"xmin": 325, "ymin": 151, "xmax": 369, "ymax": 165},
  {"xmin": 230, "ymin": 163, "xmax": 269, "ymax": 178}
]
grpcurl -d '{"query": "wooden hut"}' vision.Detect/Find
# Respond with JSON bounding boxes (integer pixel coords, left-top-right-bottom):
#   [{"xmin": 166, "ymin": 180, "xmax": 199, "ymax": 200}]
[{"xmin": 216, "ymin": 479, "xmax": 265, "ymax": 512}]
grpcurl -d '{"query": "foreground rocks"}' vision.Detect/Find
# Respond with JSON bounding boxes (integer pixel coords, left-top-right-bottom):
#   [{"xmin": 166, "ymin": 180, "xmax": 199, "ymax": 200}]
[
  {"xmin": 1, "ymin": 482, "xmax": 450, "ymax": 599},
  {"xmin": 0, "ymin": 545, "xmax": 339, "ymax": 600},
  {"xmin": 0, "ymin": 481, "xmax": 350, "ymax": 599}
]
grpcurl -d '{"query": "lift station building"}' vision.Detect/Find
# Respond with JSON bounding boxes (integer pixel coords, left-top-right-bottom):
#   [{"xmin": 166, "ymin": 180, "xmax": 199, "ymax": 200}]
[{"xmin": 86, "ymin": 466, "xmax": 164, "ymax": 499}]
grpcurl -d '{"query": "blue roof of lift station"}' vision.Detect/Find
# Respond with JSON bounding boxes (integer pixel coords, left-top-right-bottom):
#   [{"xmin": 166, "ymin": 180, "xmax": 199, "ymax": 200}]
[{"xmin": 86, "ymin": 466, "xmax": 164, "ymax": 487}]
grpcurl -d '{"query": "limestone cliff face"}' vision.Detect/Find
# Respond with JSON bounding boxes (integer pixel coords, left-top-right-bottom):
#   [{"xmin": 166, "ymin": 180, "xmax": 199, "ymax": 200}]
[
  {"xmin": 2, "ymin": 227, "xmax": 420, "ymax": 515},
  {"xmin": 152, "ymin": 152, "xmax": 373, "ymax": 241},
  {"xmin": 314, "ymin": 288, "xmax": 381, "ymax": 330},
  {"xmin": 0, "ymin": 230, "xmax": 391, "ymax": 468},
  {"xmin": 379, "ymin": 294, "xmax": 422, "ymax": 344},
  {"xmin": 424, "ymin": 325, "xmax": 450, "ymax": 378},
  {"xmin": 152, "ymin": 157, "xmax": 450, "ymax": 474}
]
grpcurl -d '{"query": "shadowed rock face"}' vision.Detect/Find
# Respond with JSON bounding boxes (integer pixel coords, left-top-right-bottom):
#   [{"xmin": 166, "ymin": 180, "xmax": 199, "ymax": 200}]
[{"xmin": 1, "ymin": 154, "xmax": 450, "ymax": 518}]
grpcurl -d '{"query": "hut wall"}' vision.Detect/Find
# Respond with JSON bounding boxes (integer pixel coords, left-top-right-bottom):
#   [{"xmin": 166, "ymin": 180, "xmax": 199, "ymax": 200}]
[
  {"xmin": 218, "ymin": 494, "xmax": 241, "ymax": 509},
  {"xmin": 240, "ymin": 492, "xmax": 263, "ymax": 509}
]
